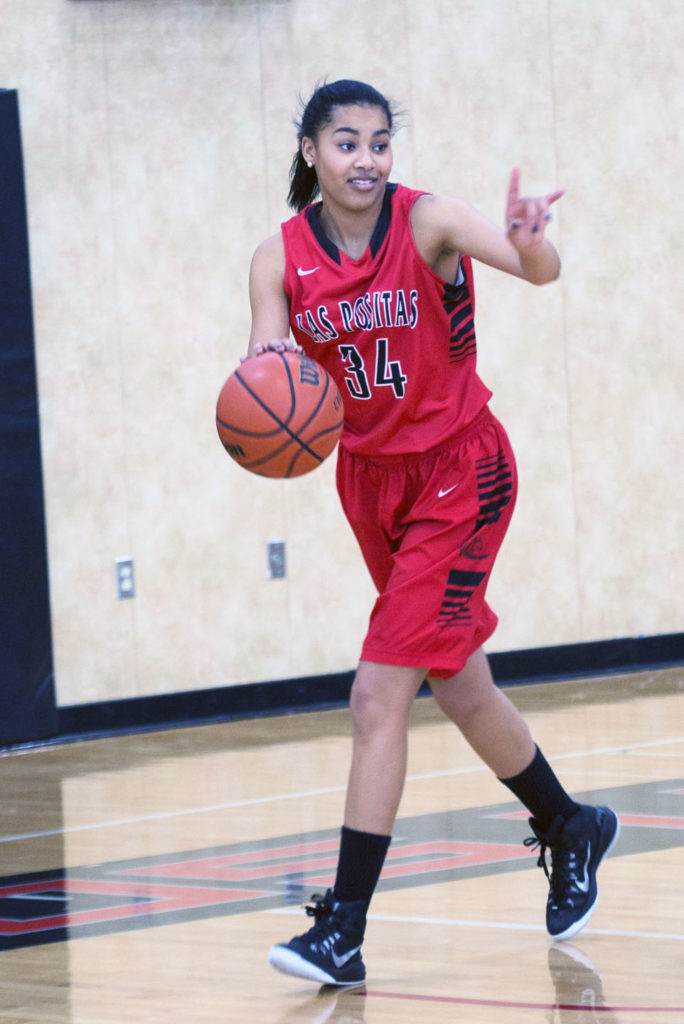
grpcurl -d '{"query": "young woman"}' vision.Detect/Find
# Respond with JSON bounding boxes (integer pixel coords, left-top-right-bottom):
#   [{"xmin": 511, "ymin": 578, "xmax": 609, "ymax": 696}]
[{"xmin": 247, "ymin": 79, "xmax": 618, "ymax": 986}]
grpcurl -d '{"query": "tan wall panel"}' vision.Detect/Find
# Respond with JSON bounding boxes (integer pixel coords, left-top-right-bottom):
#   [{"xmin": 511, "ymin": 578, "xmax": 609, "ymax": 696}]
[{"xmin": 3, "ymin": 0, "xmax": 681, "ymax": 705}]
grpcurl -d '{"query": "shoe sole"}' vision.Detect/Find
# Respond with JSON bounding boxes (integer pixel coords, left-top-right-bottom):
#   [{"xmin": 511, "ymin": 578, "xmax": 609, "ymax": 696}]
[
  {"xmin": 268, "ymin": 944, "xmax": 366, "ymax": 986},
  {"xmin": 550, "ymin": 809, "xmax": 620, "ymax": 942}
]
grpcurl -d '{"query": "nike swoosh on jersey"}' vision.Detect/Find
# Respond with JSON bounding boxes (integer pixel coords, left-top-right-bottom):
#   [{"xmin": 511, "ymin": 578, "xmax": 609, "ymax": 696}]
[
  {"xmin": 438, "ymin": 484, "xmax": 459, "ymax": 498},
  {"xmin": 297, "ymin": 266, "xmax": 319, "ymax": 276},
  {"xmin": 576, "ymin": 842, "xmax": 592, "ymax": 893},
  {"xmin": 331, "ymin": 944, "xmax": 362, "ymax": 969}
]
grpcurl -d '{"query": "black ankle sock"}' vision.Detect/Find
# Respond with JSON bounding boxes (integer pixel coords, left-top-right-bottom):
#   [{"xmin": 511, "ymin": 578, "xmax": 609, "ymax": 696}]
[
  {"xmin": 333, "ymin": 826, "xmax": 391, "ymax": 905},
  {"xmin": 499, "ymin": 746, "xmax": 581, "ymax": 832}
]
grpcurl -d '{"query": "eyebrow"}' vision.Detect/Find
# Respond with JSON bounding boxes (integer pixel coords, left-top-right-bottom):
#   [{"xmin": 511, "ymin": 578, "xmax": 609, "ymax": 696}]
[{"xmin": 332, "ymin": 126, "xmax": 390, "ymax": 138}]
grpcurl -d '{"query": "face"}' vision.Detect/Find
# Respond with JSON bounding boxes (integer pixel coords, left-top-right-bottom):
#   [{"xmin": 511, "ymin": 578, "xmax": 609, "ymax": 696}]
[{"xmin": 302, "ymin": 104, "xmax": 393, "ymax": 210}]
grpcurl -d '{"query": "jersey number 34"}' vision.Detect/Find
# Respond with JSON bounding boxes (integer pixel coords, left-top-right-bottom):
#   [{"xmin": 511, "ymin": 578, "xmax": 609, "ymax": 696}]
[{"xmin": 339, "ymin": 339, "xmax": 407, "ymax": 400}]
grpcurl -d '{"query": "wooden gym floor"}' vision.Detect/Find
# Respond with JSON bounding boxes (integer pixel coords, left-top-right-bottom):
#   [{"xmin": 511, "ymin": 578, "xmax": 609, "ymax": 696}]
[{"xmin": 1, "ymin": 666, "xmax": 683, "ymax": 1023}]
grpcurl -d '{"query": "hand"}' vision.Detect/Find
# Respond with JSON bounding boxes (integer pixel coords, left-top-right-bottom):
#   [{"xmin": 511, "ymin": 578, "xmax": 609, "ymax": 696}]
[
  {"xmin": 242, "ymin": 338, "xmax": 304, "ymax": 361},
  {"xmin": 506, "ymin": 167, "xmax": 564, "ymax": 251}
]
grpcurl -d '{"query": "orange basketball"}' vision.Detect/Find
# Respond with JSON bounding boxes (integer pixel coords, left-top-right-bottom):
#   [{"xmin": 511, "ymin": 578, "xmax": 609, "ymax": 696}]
[{"xmin": 215, "ymin": 351, "xmax": 344, "ymax": 478}]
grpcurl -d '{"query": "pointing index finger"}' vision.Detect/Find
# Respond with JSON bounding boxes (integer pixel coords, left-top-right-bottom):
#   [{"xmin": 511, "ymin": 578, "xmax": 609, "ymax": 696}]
[{"xmin": 507, "ymin": 166, "xmax": 521, "ymax": 210}]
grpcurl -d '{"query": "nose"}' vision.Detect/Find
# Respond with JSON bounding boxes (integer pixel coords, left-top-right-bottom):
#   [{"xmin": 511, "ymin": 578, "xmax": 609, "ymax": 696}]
[{"xmin": 354, "ymin": 147, "xmax": 375, "ymax": 170}]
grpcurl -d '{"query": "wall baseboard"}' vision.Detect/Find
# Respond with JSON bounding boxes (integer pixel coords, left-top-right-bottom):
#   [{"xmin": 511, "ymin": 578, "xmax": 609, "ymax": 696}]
[
  {"xmin": 488, "ymin": 632, "xmax": 684, "ymax": 686},
  {"xmin": 35, "ymin": 632, "xmax": 683, "ymax": 749}
]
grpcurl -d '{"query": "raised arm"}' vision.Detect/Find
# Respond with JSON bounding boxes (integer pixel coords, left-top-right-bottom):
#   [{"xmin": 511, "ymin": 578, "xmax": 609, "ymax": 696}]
[
  {"xmin": 247, "ymin": 232, "xmax": 293, "ymax": 356},
  {"xmin": 411, "ymin": 168, "xmax": 564, "ymax": 285}
]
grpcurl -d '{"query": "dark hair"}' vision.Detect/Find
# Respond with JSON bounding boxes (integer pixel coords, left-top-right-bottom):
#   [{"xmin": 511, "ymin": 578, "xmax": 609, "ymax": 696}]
[{"xmin": 287, "ymin": 79, "xmax": 397, "ymax": 212}]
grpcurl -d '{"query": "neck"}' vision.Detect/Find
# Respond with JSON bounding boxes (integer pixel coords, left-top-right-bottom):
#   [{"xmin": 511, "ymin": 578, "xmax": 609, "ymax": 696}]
[{"xmin": 318, "ymin": 193, "xmax": 384, "ymax": 260}]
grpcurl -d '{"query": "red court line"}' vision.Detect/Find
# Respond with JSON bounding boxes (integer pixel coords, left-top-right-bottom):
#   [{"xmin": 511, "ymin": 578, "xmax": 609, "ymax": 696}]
[
  {"xmin": 121, "ymin": 839, "xmax": 533, "ymax": 883},
  {"xmin": 122, "ymin": 838, "xmax": 341, "ymax": 878},
  {"xmin": 0, "ymin": 878, "xmax": 274, "ymax": 935},
  {"xmin": 361, "ymin": 989, "xmax": 684, "ymax": 1013},
  {"xmin": 305, "ymin": 840, "xmax": 533, "ymax": 887}
]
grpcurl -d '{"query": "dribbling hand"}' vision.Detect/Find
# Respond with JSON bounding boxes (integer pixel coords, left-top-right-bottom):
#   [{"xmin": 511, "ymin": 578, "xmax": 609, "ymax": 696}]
[{"xmin": 243, "ymin": 339, "xmax": 304, "ymax": 362}]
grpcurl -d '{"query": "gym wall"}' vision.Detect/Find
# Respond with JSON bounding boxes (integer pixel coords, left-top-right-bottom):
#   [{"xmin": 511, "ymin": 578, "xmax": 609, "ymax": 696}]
[{"xmin": 2, "ymin": 0, "xmax": 682, "ymax": 717}]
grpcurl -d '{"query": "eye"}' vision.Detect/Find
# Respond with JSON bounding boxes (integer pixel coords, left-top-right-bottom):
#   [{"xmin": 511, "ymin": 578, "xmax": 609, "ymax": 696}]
[
  {"xmin": 373, "ymin": 143, "xmax": 389, "ymax": 153},
  {"xmin": 339, "ymin": 141, "xmax": 355, "ymax": 151}
]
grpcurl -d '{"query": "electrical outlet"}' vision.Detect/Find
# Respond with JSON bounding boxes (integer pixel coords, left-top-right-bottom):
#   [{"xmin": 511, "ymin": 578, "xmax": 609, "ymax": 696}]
[
  {"xmin": 267, "ymin": 541, "xmax": 286, "ymax": 579},
  {"xmin": 115, "ymin": 558, "xmax": 135, "ymax": 599}
]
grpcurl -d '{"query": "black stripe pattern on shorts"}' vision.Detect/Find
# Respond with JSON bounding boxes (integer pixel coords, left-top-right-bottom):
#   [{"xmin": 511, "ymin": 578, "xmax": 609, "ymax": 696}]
[{"xmin": 475, "ymin": 450, "xmax": 514, "ymax": 531}]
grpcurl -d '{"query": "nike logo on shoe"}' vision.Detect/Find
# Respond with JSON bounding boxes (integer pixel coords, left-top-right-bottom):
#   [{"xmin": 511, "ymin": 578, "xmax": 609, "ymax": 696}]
[
  {"xmin": 297, "ymin": 266, "xmax": 319, "ymax": 276},
  {"xmin": 331, "ymin": 944, "xmax": 362, "ymax": 969},
  {"xmin": 438, "ymin": 484, "xmax": 459, "ymax": 498},
  {"xmin": 576, "ymin": 842, "xmax": 592, "ymax": 893}
]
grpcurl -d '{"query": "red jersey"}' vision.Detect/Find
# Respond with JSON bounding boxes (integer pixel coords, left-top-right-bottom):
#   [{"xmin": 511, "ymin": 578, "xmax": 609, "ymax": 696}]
[{"xmin": 281, "ymin": 183, "xmax": 492, "ymax": 456}]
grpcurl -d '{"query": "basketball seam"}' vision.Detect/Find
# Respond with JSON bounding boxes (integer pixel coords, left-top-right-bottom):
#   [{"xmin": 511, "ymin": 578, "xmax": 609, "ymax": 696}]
[
  {"xmin": 231, "ymin": 357, "xmax": 296, "ymax": 432},
  {"xmin": 283, "ymin": 373, "xmax": 336, "ymax": 475},
  {"xmin": 245, "ymin": 365, "xmax": 337, "ymax": 471}
]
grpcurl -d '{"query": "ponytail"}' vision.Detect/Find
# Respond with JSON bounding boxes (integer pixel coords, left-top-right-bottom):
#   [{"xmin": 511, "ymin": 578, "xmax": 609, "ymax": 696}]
[{"xmin": 288, "ymin": 150, "xmax": 319, "ymax": 213}]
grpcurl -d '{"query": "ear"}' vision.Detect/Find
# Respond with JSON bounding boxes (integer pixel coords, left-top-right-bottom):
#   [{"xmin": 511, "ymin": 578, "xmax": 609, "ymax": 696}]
[{"xmin": 301, "ymin": 137, "xmax": 316, "ymax": 166}]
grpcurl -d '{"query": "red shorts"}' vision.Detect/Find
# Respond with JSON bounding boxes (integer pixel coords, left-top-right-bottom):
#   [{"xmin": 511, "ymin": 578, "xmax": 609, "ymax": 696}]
[{"xmin": 336, "ymin": 408, "xmax": 518, "ymax": 679}]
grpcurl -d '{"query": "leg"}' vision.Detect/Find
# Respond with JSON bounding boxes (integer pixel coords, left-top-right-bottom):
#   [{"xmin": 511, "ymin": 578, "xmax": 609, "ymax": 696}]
[
  {"xmin": 268, "ymin": 660, "xmax": 425, "ymax": 986},
  {"xmin": 344, "ymin": 660, "xmax": 427, "ymax": 834},
  {"xmin": 431, "ymin": 646, "xmax": 619, "ymax": 942},
  {"xmin": 430, "ymin": 646, "xmax": 579, "ymax": 824},
  {"xmin": 333, "ymin": 661, "xmax": 426, "ymax": 907},
  {"xmin": 428, "ymin": 646, "xmax": 535, "ymax": 778}
]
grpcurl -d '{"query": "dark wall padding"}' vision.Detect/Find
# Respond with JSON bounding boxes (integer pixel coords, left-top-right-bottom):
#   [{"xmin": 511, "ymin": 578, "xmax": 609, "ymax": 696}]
[{"xmin": 0, "ymin": 89, "xmax": 57, "ymax": 745}]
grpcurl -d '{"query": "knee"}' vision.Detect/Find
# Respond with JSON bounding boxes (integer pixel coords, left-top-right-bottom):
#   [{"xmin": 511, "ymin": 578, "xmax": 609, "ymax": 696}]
[
  {"xmin": 453, "ymin": 691, "xmax": 490, "ymax": 729},
  {"xmin": 431, "ymin": 676, "xmax": 497, "ymax": 729},
  {"xmin": 348, "ymin": 665, "xmax": 420, "ymax": 743},
  {"xmin": 349, "ymin": 678, "xmax": 387, "ymax": 741}
]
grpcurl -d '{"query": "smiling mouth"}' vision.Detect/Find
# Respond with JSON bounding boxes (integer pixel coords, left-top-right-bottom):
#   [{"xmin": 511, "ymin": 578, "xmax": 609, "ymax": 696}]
[{"xmin": 349, "ymin": 177, "xmax": 377, "ymax": 188}]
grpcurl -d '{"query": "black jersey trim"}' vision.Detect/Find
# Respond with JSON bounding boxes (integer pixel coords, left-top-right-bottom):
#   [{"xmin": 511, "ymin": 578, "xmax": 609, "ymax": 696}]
[
  {"xmin": 306, "ymin": 204, "xmax": 340, "ymax": 263},
  {"xmin": 369, "ymin": 182, "xmax": 397, "ymax": 256},
  {"xmin": 305, "ymin": 183, "xmax": 398, "ymax": 265}
]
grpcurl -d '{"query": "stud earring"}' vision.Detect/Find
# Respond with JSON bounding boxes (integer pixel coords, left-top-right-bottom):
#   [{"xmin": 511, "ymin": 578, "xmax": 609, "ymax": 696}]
[{"xmin": 306, "ymin": 161, "xmax": 313, "ymax": 168}]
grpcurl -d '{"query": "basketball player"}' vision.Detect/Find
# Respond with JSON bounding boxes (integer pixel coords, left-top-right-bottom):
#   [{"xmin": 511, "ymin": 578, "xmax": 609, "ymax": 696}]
[{"xmin": 247, "ymin": 80, "xmax": 619, "ymax": 986}]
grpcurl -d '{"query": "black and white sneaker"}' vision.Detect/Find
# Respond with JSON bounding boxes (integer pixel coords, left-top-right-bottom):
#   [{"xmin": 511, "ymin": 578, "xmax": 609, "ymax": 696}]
[
  {"xmin": 525, "ymin": 804, "xmax": 619, "ymax": 940},
  {"xmin": 268, "ymin": 889, "xmax": 367, "ymax": 986}
]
